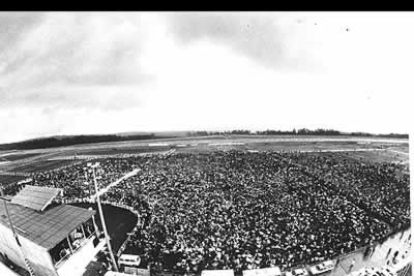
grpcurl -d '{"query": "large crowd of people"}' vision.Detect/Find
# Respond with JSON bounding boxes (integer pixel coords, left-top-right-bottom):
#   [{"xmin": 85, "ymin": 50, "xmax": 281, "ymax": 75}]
[
  {"xmin": 104, "ymin": 151, "xmax": 409, "ymax": 274},
  {"xmin": 2, "ymin": 150, "xmax": 410, "ymax": 275}
]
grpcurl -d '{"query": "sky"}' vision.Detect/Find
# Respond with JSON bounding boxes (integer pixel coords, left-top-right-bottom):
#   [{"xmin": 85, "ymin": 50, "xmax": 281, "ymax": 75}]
[{"xmin": 0, "ymin": 12, "xmax": 413, "ymax": 143}]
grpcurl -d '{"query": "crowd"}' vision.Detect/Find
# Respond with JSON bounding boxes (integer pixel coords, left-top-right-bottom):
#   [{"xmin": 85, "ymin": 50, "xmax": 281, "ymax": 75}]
[
  {"xmin": 2, "ymin": 150, "xmax": 410, "ymax": 275},
  {"xmin": 2, "ymin": 158, "xmax": 137, "ymax": 200},
  {"xmin": 287, "ymin": 152, "xmax": 410, "ymax": 227},
  {"xmin": 103, "ymin": 151, "xmax": 409, "ymax": 274}
]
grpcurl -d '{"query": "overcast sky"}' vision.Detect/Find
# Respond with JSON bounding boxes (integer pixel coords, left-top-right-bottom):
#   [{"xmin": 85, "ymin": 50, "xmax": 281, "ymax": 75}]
[{"xmin": 0, "ymin": 12, "xmax": 413, "ymax": 143}]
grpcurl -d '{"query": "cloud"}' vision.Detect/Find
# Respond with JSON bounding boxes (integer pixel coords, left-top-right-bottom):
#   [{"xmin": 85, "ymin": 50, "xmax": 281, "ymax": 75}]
[
  {"xmin": 0, "ymin": 12, "xmax": 412, "ymax": 144},
  {"xmin": 2, "ymin": 13, "xmax": 150, "ymax": 86},
  {"xmin": 167, "ymin": 12, "xmax": 314, "ymax": 71},
  {"xmin": 0, "ymin": 12, "xmax": 152, "ymax": 110},
  {"xmin": 0, "ymin": 12, "xmax": 44, "ymax": 53}
]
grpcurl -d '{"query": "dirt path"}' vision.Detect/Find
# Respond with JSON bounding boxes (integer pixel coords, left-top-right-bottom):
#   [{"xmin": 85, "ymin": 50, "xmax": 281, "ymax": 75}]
[{"xmin": 90, "ymin": 168, "xmax": 140, "ymax": 200}]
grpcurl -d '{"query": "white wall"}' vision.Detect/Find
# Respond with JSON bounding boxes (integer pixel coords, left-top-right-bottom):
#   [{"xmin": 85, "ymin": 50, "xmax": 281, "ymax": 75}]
[
  {"xmin": 0, "ymin": 261, "xmax": 20, "ymax": 276},
  {"xmin": 0, "ymin": 223, "xmax": 58, "ymax": 276}
]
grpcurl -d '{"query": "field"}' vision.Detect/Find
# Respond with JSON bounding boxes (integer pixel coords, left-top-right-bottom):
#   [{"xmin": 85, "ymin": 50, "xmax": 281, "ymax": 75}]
[
  {"xmin": 0, "ymin": 152, "xmax": 42, "ymax": 161},
  {"xmin": 0, "ymin": 174, "xmax": 28, "ymax": 185},
  {"xmin": 3, "ymin": 159, "xmax": 82, "ymax": 173},
  {"xmin": 61, "ymin": 145, "xmax": 170, "ymax": 157},
  {"xmin": 0, "ymin": 135, "xmax": 409, "ymax": 181},
  {"xmin": 336, "ymin": 150, "xmax": 409, "ymax": 165},
  {"xmin": 178, "ymin": 141, "xmax": 384, "ymax": 153},
  {"xmin": 388, "ymin": 146, "xmax": 410, "ymax": 154}
]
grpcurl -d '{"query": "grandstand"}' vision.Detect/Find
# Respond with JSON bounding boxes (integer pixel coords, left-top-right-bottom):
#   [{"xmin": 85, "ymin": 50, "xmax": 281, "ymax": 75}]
[{"xmin": 0, "ymin": 185, "xmax": 105, "ymax": 276}]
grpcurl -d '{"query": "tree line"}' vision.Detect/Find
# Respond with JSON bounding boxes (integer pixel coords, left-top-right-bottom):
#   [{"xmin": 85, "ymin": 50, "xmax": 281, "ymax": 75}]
[
  {"xmin": 188, "ymin": 128, "xmax": 408, "ymax": 138},
  {"xmin": 0, "ymin": 134, "xmax": 159, "ymax": 150}
]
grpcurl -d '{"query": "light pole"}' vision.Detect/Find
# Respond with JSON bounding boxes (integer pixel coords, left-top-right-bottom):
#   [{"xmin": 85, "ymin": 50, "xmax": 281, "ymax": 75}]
[
  {"xmin": 84, "ymin": 168, "xmax": 92, "ymax": 198},
  {"xmin": 143, "ymin": 159, "xmax": 151, "ymax": 207},
  {"xmin": 0, "ymin": 188, "xmax": 36, "ymax": 276},
  {"xmin": 87, "ymin": 162, "xmax": 119, "ymax": 272}
]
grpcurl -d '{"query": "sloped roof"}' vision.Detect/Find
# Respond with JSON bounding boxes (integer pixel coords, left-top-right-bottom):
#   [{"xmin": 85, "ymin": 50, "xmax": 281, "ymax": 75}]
[
  {"xmin": 0, "ymin": 200, "xmax": 95, "ymax": 250},
  {"xmin": 11, "ymin": 185, "xmax": 62, "ymax": 212}
]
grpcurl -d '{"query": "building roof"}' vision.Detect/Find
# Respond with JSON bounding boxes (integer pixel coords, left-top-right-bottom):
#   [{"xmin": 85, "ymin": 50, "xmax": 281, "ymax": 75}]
[
  {"xmin": 0, "ymin": 199, "xmax": 95, "ymax": 250},
  {"xmin": 11, "ymin": 185, "xmax": 62, "ymax": 212}
]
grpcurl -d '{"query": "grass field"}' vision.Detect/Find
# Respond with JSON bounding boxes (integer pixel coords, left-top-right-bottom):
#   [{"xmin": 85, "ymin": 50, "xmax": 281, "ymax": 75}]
[
  {"xmin": 6, "ymin": 159, "xmax": 82, "ymax": 173},
  {"xmin": 337, "ymin": 150, "xmax": 409, "ymax": 164},
  {"xmin": 0, "ymin": 135, "xmax": 408, "ymax": 175},
  {"xmin": 0, "ymin": 174, "xmax": 28, "ymax": 185},
  {"xmin": 388, "ymin": 146, "xmax": 410, "ymax": 154},
  {"xmin": 66, "ymin": 146, "xmax": 170, "ymax": 156},
  {"xmin": 0, "ymin": 152, "xmax": 41, "ymax": 161},
  {"xmin": 178, "ymin": 140, "xmax": 388, "ymax": 154}
]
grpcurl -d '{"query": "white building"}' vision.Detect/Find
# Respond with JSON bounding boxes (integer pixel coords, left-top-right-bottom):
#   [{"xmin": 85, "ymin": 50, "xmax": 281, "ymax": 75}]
[
  {"xmin": 0, "ymin": 185, "xmax": 105, "ymax": 276},
  {"xmin": 0, "ymin": 260, "xmax": 20, "ymax": 276}
]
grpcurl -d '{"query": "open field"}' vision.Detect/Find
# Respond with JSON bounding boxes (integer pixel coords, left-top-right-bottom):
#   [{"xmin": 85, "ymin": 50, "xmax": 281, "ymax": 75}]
[
  {"xmin": 336, "ymin": 150, "xmax": 409, "ymax": 165},
  {"xmin": 0, "ymin": 135, "xmax": 408, "ymax": 177},
  {"xmin": 4, "ymin": 159, "xmax": 82, "ymax": 173},
  {"xmin": 0, "ymin": 174, "xmax": 28, "ymax": 185},
  {"xmin": 0, "ymin": 152, "xmax": 42, "ymax": 161},
  {"xmin": 2, "ymin": 134, "xmax": 407, "ymax": 154},
  {"xmin": 388, "ymin": 146, "xmax": 410, "ymax": 154},
  {"xmin": 178, "ymin": 140, "xmax": 386, "ymax": 153},
  {"xmin": 58, "ymin": 145, "xmax": 170, "ymax": 157}
]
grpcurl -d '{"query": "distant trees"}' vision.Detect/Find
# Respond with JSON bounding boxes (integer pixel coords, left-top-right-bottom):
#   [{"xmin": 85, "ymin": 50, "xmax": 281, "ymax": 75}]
[
  {"xmin": 349, "ymin": 132, "xmax": 408, "ymax": 138},
  {"xmin": 256, "ymin": 129, "xmax": 296, "ymax": 135},
  {"xmin": 189, "ymin": 130, "xmax": 251, "ymax": 136},
  {"xmin": 296, "ymin": 128, "xmax": 341, "ymax": 135},
  {"xmin": 188, "ymin": 128, "xmax": 408, "ymax": 138},
  {"xmin": 349, "ymin": 132, "xmax": 373, "ymax": 137},
  {"xmin": 190, "ymin": 128, "xmax": 342, "ymax": 136},
  {"xmin": 376, "ymin": 133, "xmax": 409, "ymax": 138},
  {"xmin": 189, "ymin": 131, "xmax": 210, "ymax": 136},
  {"xmin": 0, "ymin": 134, "xmax": 158, "ymax": 151},
  {"xmin": 231, "ymin": 130, "xmax": 251, "ymax": 135}
]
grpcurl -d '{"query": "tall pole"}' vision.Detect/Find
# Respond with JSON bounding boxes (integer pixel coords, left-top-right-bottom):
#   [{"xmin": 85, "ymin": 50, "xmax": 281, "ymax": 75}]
[
  {"xmin": 85, "ymin": 169, "xmax": 92, "ymax": 197},
  {"xmin": 0, "ymin": 189, "xmax": 35, "ymax": 276},
  {"xmin": 91, "ymin": 164, "xmax": 119, "ymax": 272}
]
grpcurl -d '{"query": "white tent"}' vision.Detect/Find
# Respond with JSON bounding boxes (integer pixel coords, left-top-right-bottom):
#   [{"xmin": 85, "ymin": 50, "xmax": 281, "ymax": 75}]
[
  {"xmin": 0, "ymin": 262, "xmax": 20, "ymax": 276},
  {"xmin": 243, "ymin": 267, "xmax": 282, "ymax": 276},
  {"xmin": 202, "ymin": 269, "xmax": 235, "ymax": 276},
  {"xmin": 105, "ymin": 271, "xmax": 132, "ymax": 276}
]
